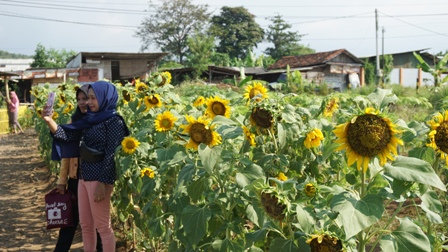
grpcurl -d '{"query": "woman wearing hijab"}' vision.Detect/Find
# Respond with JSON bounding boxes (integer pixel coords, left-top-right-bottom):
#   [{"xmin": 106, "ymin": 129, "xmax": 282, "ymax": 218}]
[
  {"xmin": 42, "ymin": 80, "xmax": 129, "ymax": 252},
  {"xmin": 54, "ymin": 85, "xmax": 103, "ymax": 252},
  {"xmin": 7, "ymin": 91, "xmax": 24, "ymax": 134}
]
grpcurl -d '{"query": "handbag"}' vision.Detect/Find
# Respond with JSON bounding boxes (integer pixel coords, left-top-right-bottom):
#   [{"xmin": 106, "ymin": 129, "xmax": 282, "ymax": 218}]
[
  {"xmin": 79, "ymin": 137, "xmax": 105, "ymax": 163},
  {"xmin": 45, "ymin": 189, "xmax": 76, "ymax": 229}
]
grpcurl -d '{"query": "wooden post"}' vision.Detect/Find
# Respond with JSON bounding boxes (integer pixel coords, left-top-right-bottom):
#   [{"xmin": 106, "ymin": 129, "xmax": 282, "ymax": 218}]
[
  {"xmin": 418, "ymin": 68, "xmax": 422, "ymax": 88},
  {"xmin": 5, "ymin": 78, "xmax": 10, "ymax": 101}
]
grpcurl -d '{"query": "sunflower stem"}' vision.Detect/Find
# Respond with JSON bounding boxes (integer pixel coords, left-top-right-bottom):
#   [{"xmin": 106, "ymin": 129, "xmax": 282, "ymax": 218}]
[
  {"xmin": 360, "ymin": 170, "xmax": 366, "ymax": 198},
  {"xmin": 268, "ymin": 128, "xmax": 278, "ymax": 152}
]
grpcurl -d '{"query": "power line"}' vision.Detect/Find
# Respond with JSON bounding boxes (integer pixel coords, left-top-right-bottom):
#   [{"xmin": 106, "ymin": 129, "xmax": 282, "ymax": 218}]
[
  {"xmin": 379, "ymin": 10, "xmax": 448, "ymax": 37},
  {"xmin": 0, "ymin": 0, "xmax": 153, "ymax": 15},
  {"xmin": 0, "ymin": 10, "xmax": 137, "ymax": 30}
]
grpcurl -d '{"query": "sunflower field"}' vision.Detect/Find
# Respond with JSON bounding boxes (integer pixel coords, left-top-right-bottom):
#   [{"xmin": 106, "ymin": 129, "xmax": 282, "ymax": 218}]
[{"xmin": 31, "ymin": 73, "xmax": 448, "ymax": 252}]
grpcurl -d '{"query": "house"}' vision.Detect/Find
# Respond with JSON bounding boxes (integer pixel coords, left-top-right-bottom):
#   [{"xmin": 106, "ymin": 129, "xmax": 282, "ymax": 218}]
[
  {"xmin": 360, "ymin": 48, "xmax": 446, "ymax": 87},
  {"xmin": 1, "ymin": 52, "xmax": 168, "ymax": 102},
  {"xmin": 267, "ymin": 49, "xmax": 365, "ymax": 91},
  {"xmin": 66, "ymin": 52, "xmax": 169, "ymax": 84}
]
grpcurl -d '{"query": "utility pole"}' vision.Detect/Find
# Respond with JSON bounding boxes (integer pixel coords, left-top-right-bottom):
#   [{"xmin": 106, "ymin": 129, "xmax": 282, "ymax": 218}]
[
  {"xmin": 382, "ymin": 26, "xmax": 385, "ymax": 84},
  {"xmin": 375, "ymin": 9, "xmax": 381, "ymax": 85}
]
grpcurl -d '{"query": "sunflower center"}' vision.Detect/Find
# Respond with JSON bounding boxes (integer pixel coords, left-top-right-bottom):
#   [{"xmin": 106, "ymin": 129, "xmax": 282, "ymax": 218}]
[
  {"xmin": 125, "ymin": 141, "xmax": 136, "ymax": 149},
  {"xmin": 261, "ymin": 192, "xmax": 286, "ymax": 221},
  {"xmin": 149, "ymin": 96, "xmax": 159, "ymax": 104},
  {"xmin": 211, "ymin": 102, "xmax": 226, "ymax": 116},
  {"xmin": 346, "ymin": 114, "xmax": 392, "ymax": 157},
  {"xmin": 190, "ymin": 123, "xmax": 213, "ymax": 145},
  {"xmin": 251, "ymin": 108, "xmax": 273, "ymax": 128},
  {"xmin": 249, "ymin": 89, "xmax": 261, "ymax": 99},
  {"xmin": 435, "ymin": 121, "xmax": 448, "ymax": 154},
  {"xmin": 122, "ymin": 90, "xmax": 131, "ymax": 101},
  {"xmin": 161, "ymin": 118, "xmax": 172, "ymax": 128}
]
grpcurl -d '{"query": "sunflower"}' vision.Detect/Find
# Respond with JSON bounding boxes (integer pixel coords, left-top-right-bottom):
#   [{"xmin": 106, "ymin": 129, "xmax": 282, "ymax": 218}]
[
  {"xmin": 121, "ymin": 136, "xmax": 140, "ymax": 154},
  {"xmin": 161, "ymin": 71, "xmax": 172, "ymax": 85},
  {"xmin": 427, "ymin": 110, "xmax": 448, "ymax": 165},
  {"xmin": 333, "ymin": 108, "xmax": 403, "ymax": 173},
  {"xmin": 242, "ymin": 125, "xmax": 256, "ymax": 146},
  {"xmin": 250, "ymin": 107, "xmax": 273, "ymax": 129},
  {"xmin": 260, "ymin": 191, "xmax": 286, "ymax": 221},
  {"xmin": 180, "ymin": 115, "xmax": 222, "ymax": 150},
  {"xmin": 63, "ymin": 103, "xmax": 74, "ymax": 114},
  {"xmin": 58, "ymin": 94, "xmax": 66, "ymax": 105},
  {"xmin": 193, "ymin": 96, "xmax": 206, "ymax": 107},
  {"xmin": 140, "ymin": 167, "xmax": 155, "ymax": 178},
  {"xmin": 52, "ymin": 111, "xmax": 59, "ymax": 120},
  {"xmin": 122, "ymin": 90, "xmax": 132, "ymax": 104},
  {"xmin": 304, "ymin": 183, "xmax": 316, "ymax": 197},
  {"xmin": 277, "ymin": 172, "xmax": 288, "ymax": 181},
  {"xmin": 323, "ymin": 97, "xmax": 339, "ymax": 117},
  {"xmin": 154, "ymin": 111, "xmax": 177, "ymax": 132},
  {"xmin": 304, "ymin": 128, "xmax": 324, "ymax": 149},
  {"xmin": 143, "ymin": 94, "xmax": 162, "ymax": 110},
  {"xmin": 306, "ymin": 233, "xmax": 343, "ymax": 252},
  {"xmin": 244, "ymin": 81, "xmax": 268, "ymax": 104},
  {"xmin": 135, "ymin": 80, "xmax": 148, "ymax": 93},
  {"xmin": 205, "ymin": 96, "xmax": 231, "ymax": 119}
]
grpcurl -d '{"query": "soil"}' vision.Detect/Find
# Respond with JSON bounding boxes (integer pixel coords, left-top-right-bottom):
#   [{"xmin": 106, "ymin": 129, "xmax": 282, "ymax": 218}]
[{"xmin": 0, "ymin": 128, "xmax": 85, "ymax": 251}]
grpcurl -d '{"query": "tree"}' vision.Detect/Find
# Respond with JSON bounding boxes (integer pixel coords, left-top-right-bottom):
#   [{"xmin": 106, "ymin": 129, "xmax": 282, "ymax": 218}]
[
  {"xmin": 380, "ymin": 54, "xmax": 393, "ymax": 84},
  {"xmin": 209, "ymin": 6, "xmax": 264, "ymax": 60},
  {"xmin": 185, "ymin": 32, "xmax": 215, "ymax": 79},
  {"xmin": 0, "ymin": 50, "xmax": 31, "ymax": 59},
  {"xmin": 414, "ymin": 51, "xmax": 448, "ymax": 87},
  {"xmin": 264, "ymin": 15, "xmax": 311, "ymax": 60},
  {"xmin": 135, "ymin": 0, "xmax": 210, "ymax": 64},
  {"xmin": 30, "ymin": 43, "xmax": 76, "ymax": 68}
]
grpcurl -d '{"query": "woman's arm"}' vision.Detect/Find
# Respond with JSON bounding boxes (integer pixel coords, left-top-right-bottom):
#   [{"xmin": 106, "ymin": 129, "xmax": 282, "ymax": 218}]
[{"xmin": 41, "ymin": 105, "xmax": 58, "ymax": 134}]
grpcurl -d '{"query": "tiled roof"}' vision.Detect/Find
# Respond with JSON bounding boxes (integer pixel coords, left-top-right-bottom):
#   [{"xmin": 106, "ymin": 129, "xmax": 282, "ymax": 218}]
[{"xmin": 268, "ymin": 49, "xmax": 362, "ymax": 70}]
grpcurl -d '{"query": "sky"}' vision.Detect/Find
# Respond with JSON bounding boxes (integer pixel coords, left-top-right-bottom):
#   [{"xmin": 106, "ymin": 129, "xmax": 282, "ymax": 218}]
[{"xmin": 1, "ymin": 0, "xmax": 447, "ymax": 59}]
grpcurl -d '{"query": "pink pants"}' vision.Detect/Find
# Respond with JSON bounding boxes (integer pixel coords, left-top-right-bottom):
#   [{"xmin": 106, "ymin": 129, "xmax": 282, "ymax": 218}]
[{"xmin": 78, "ymin": 179, "xmax": 115, "ymax": 252}]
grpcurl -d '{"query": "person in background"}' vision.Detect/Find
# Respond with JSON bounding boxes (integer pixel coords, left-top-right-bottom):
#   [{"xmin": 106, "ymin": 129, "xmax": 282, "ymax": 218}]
[
  {"xmin": 7, "ymin": 91, "xmax": 24, "ymax": 134},
  {"xmin": 42, "ymin": 81, "xmax": 129, "ymax": 252},
  {"xmin": 53, "ymin": 85, "xmax": 103, "ymax": 252}
]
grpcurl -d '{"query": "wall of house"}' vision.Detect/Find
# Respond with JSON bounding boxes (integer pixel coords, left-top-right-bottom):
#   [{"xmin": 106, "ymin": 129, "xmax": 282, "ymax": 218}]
[
  {"xmin": 389, "ymin": 68, "xmax": 444, "ymax": 87},
  {"xmin": 119, "ymin": 59, "xmax": 153, "ymax": 79}
]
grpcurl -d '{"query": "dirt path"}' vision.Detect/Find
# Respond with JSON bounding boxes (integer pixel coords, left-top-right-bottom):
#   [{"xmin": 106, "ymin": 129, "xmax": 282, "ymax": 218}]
[{"xmin": 0, "ymin": 128, "xmax": 83, "ymax": 251}]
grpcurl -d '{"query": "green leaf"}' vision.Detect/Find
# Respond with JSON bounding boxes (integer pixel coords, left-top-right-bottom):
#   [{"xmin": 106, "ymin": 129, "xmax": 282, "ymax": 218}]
[
  {"xmin": 331, "ymin": 193, "xmax": 384, "ymax": 239},
  {"xmin": 379, "ymin": 217, "xmax": 431, "ymax": 252},
  {"xmin": 277, "ymin": 123, "xmax": 286, "ymax": 149},
  {"xmin": 408, "ymin": 147, "xmax": 435, "ymax": 165},
  {"xmin": 236, "ymin": 162, "xmax": 265, "ymax": 188},
  {"xmin": 269, "ymin": 238, "xmax": 298, "ymax": 251},
  {"xmin": 181, "ymin": 205, "xmax": 211, "ymax": 247},
  {"xmin": 187, "ymin": 177, "xmax": 207, "ymax": 202},
  {"xmin": 420, "ymin": 189, "xmax": 443, "ymax": 224},
  {"xmin": 198, "ymin": 145, "xmax": 222, "ymax": 175},
  {"xmin": 384, "ymin": 156, "xmax": 446, "ymax": 191},
  {"xmin": 246, "ymin": 228, "xmax": 268, "ymax": 244},
  {"xmin": 212, "ymin": 115, "xmax": 238, "ymax": 125},
  {"xmin": 367, "ymin": 88, "xmax": 398, "ymax": 108},
  {"xmin": 294, "ymin": 204, "xmax": 315, "ymax": 233},
  {"xmin": 212, "ymin": 238, "xmax": 244, "ymax": 252}
]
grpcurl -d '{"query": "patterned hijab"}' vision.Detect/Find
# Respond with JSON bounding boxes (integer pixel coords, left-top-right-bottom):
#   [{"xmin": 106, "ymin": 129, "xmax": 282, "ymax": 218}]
[{"xmin": 51, "ymin": 81, "xmax": 129, "ymax": 160}]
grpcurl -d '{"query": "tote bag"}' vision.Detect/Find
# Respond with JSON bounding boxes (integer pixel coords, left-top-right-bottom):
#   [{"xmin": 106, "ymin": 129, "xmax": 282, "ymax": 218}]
[{"xmin": 45, "ymin": 189, "xmax": 75, "ymax": 229}]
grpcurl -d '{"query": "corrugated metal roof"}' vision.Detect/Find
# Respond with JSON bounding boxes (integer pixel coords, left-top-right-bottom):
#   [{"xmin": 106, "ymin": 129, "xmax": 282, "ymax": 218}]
[
  {"xmin": 268, "ymin": 49, "xmax": 364, "ymax": 70},
  {"xmin": 76, "ymin": 52, "xmax": 169, "ymax": 61}
]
